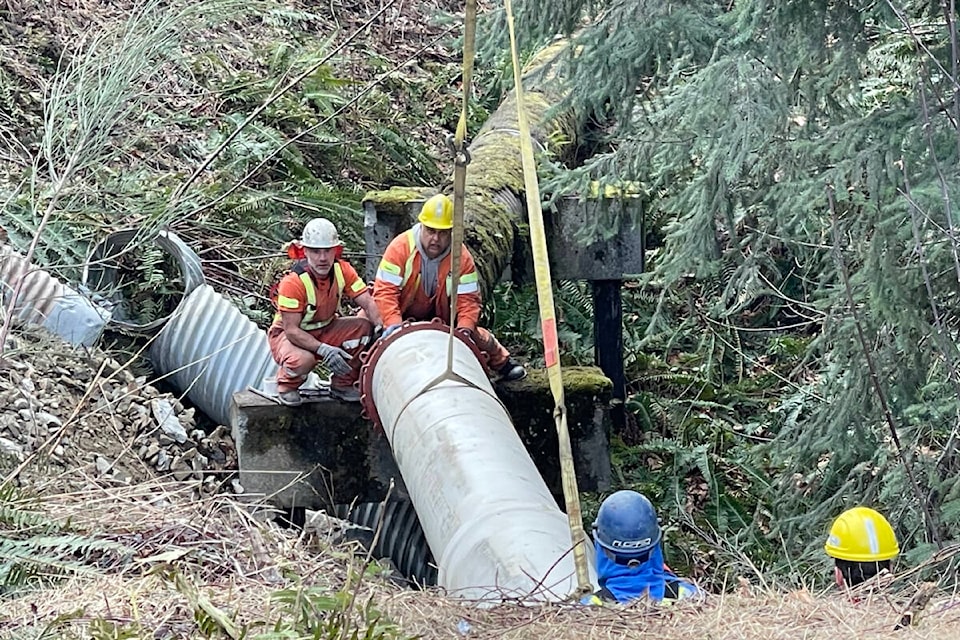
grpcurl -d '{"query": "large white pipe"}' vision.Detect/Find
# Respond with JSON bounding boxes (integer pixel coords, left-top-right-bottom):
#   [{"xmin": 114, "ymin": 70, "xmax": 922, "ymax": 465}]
[{"xmin": 360, "ymin": 323, "xmax": 594, "ymax": 602}]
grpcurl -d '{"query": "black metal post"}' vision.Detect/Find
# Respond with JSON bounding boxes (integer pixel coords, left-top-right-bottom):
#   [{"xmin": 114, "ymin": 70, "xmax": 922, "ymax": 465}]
[{"xmin": 591, "ymin": 280, "xmax": 625, "ymax": 432}]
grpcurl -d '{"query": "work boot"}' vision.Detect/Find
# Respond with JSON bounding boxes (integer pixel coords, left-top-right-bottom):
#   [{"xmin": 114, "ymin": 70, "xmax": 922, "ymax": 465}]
[
  {"xmin": 330, "ymin": 384, "xmax": 362, "ymax": 403},
  {"xmin": 497, "ymin": 358, "xmax": 526, "ymax": 382},
  {"xmin": 278, "ymin": 389, "xmax": 303, "ymax": 407}
]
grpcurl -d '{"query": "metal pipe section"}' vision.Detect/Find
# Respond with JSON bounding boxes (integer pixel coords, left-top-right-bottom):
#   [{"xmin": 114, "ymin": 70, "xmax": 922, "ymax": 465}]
[
  {"xmin": 73, "ymin": 228, "xmax": 273, "ymax": 426},
  {"xmin": 82, "ymin": 228, "xmax": 205, "ymax": 335},
  {"xmin": 0, "ymin": 246, "xmax": 109, "ymax": 346},
  {"xmin": 150, "ymin": 284, "xmax": 276, "ymax": 427},
  {"xmin": 359, "ymin": 322, "xmax": 595, "ymax": 602}
]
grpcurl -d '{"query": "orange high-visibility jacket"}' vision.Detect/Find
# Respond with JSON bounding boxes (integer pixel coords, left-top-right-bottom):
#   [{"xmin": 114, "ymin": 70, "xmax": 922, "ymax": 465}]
[
  {"xmin": 373, "ymin": 229, "xmax": 481, "ymax": 329},
  {"xmin": 271, "ymin": 260, "xmax": 367, "ymax": 331}
]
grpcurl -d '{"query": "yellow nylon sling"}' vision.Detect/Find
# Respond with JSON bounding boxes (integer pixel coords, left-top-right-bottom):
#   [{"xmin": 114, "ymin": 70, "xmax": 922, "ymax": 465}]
[
  {"xmin": 419, "ymin": 0, "xmax": 477, "ymax": 393},
  {"xmin": 503, "ymin": 0, "xmax": 592, "ymax": 596},
  {"xmin": 445, "ymin": 0, "xmax": 477, "ymax": 368},
  {"xmin": 416, "ymin": 0, "xmax": 591, "ymax": 599}
]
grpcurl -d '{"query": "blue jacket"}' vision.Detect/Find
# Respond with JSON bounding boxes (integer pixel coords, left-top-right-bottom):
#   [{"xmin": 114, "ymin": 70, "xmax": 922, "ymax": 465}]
[{"xmin": 588, "ymin": 541, "xmax": 699, "ymax": 604}]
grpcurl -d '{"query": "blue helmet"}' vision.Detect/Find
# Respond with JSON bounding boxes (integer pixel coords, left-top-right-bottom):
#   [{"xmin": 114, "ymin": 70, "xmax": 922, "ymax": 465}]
[{"xmin": 593, "ymin": 490, "xmax": 662, "ymax": 558}]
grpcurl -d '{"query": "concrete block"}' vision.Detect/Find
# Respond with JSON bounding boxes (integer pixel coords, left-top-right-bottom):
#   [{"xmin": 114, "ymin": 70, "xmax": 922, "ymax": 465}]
[
  {"xmin": 492, "ymin": 366, "xmax": 613, "ymax": 500},
  {"xmin": 362, "ymin": 187, "xmax": 435, "ymax": 281},
  {"xmin": 230, "ymin": 392, "xmax": 404, "ymax": 510},
  {"xmin": 545, "ymin": 197, "xmax": 644, "ymax": 280},
  {"xmin": 230, "ymin": 366, "xmax": 612, "ymax": 510}
]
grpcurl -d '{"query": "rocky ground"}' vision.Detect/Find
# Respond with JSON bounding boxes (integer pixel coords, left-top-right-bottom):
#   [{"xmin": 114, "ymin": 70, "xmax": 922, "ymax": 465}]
[{"xmin": 0, "ymin": 322, "xmax": 238, "ymax": 495}]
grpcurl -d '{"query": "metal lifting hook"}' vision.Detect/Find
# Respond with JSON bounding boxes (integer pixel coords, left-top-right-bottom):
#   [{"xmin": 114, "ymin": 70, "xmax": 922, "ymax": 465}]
[{"xmin": 445, "ymin": 133, "xmax": 471, "ymax": 167}]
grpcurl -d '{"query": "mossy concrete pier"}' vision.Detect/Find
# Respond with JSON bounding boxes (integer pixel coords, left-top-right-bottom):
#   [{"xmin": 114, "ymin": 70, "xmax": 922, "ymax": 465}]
[{"xmin": 230, "ymin": 366, "xmax": 612, "ymax": 510}]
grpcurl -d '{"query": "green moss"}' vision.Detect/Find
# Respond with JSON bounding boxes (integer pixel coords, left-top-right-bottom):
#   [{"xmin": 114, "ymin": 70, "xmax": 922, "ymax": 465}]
[
  {"xmin": 464, "ymin": 194, "xmax": 514, "ymax": 299},
  {"xmin": 467, "ymin": 135, "xmax": 526, "ymax": 193},
  {"xmin": 357, "ymin": 40, "xmax": 580, "ymax": 304},
  {"xmin": 362, "ymin": 186, "xmax": 436, "ymax": 216},
  {"xmin": 494, "ymin": 365, "xmax": 612, "ymax": 462},
  {"xmin": 460, "ymin": 87, "xmax": 577, "ymax": 295},
  {"xmin": 503, "ymin": 366, "xmax": 612, "ymax": 396},
  {"xmin": 562, "ymin": 366, "xmax": 614, "ymax": 394},
  {"xmin": 522, "ymin": 40, "xmax": 569, "ymax": 78}
]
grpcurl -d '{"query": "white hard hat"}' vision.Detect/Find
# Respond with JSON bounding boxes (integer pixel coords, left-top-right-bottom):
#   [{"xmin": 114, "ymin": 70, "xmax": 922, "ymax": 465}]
[{"xmin": 301, "ymin": 218, "xmax": 343, "ymax": 249}]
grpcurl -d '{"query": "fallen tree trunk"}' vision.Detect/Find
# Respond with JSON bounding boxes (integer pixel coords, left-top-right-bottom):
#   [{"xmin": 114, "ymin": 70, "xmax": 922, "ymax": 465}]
[
  {"xmin": 458, "ymin": 39, "xmax": 577, "ymax": 296},
  {"xmin": 365, "ymin": 39, "xmax": 577, "ymax": 300}
]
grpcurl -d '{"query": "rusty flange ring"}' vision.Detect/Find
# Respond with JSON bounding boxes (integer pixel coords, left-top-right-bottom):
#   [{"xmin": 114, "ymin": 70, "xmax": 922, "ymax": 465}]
[{"xmin": 359, "ymin": 318, "xmax": 486, "ymax": 432}]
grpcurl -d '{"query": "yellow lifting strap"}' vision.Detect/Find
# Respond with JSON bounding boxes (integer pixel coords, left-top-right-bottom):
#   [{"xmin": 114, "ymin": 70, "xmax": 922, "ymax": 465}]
[
  {"xmin": 503, "ymin": 0, "xmax": 592, "ymax": 597},
  {"xmin": 433, "ymin": 1, "xmax": 591, "ymax": 597},
  {"xmin": 445, "ymin": 0, "xmax": 477, "ymax": 369},
  {"xmin": 421, "ymin": 1, "xmax": 485, "ymax": 397}
]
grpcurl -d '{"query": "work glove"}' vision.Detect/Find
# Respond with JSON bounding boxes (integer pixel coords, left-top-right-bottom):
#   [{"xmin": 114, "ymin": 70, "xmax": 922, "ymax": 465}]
[
  {"xmin": 382, "ymin": 324, "xmax": 402, "ymax": 339},
  {"xmin": 315, "ymin": 343, "xmax": 352, "ymax": 376}
]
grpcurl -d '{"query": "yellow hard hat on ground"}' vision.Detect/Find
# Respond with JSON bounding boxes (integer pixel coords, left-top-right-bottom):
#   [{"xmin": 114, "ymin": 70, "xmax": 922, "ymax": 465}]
[
  {"xmin": 418, "ymin": 194, "xmax": 454, "ymax": 230},
  {"xmin": 824, "ymin": 506, "xmax": 899, "ymax": 562}
]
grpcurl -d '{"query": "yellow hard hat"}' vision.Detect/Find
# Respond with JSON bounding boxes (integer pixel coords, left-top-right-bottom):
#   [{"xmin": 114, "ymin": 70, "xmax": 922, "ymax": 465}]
[
  {"xmin": 418, "ymin": 194, "xmax": 454, "ymax": 230},
  {"xmin": 824, "ymin": 506, "xmax": 899, "ymax": 562}
]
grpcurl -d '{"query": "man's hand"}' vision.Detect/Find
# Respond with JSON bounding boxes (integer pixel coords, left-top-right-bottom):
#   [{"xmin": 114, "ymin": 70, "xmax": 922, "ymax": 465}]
[
  {"xmin": 382, "ymin": 324, "xmax": 402, "ymax": 339},
  {"xmin": 316, "ymin": 343, "xmax": 352, "ymax": 376}
]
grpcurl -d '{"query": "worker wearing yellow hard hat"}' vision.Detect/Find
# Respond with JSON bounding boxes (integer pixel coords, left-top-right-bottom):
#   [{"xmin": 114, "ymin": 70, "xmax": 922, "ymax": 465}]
[
  {"xmin": 824, "ymin": 506, "xmax": 899, "ymax": 588},
  {"xmin": 373, "ymin": 194, "xmax": 526, "ymax": 381},
  {"xmin": 417, "ymin": 193, "xmax": 456, "ymax": 229}
]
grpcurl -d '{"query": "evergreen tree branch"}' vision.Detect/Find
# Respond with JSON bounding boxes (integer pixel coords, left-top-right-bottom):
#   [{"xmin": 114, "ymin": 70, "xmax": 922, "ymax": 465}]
[
  {"xmin": 939, "ymin": 0, "xmax": 960, "ymax": 147},
  {"xmin": 887, "ymin": 0, "xmax": 960, "ymax": 285},
  {"xmin": 826, "ymin": 183, "xmax": 943, "ymax": 548},
  {"xmin": 902, "ymin": 159, "xmax": 960, "ymax": 480},
  {"xmin": 916, "ymin": 68, "xmax": 960, "ymax": 288},
  {"xmin": 885, "ymin": 0, "xmax": 957, "ymax": 103}
]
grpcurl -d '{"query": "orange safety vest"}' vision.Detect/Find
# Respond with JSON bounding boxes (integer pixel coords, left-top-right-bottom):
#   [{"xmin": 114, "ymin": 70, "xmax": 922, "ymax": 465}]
[
  {"xmin": 373, "ymin": 229, "xmax": 481, "ymax": 327},
  {"xmin": 273, "ymin": 261, "xmax": 347, "ymax": 331}
]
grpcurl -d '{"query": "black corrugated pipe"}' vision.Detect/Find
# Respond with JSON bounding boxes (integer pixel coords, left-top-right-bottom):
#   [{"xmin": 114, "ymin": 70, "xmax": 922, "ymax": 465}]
[{"xmin": 335, "ymin": 499, "xmax": 438, "ymax": 587}]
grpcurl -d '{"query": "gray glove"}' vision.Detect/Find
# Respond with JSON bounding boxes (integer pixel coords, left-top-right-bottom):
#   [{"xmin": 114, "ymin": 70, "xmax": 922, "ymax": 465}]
[
  {"xmin": 316, "ymin": 343, "xmax": 352, "ymax": 376},
  {"xmin": 382, "ymin": 323, "xmax": 402, "ymax": 339}
]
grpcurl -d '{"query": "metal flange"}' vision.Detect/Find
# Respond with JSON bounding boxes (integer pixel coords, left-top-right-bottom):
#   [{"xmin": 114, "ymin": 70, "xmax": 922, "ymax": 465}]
[{"xmin": 359, "ymin": 319, "xmax": 487, "ymax": 431}]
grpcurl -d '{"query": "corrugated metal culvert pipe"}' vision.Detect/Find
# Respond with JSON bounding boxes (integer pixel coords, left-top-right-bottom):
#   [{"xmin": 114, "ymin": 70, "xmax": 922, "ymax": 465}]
[
  {"xmin": 78, "ymin": 229, "xmax": 275, "ymax": 427},
  {"xmin": 149, "ymin": 284, "xmax": 277, "ymax": 427},
  {"xmin": 359, "ymin": 321, "xmax": 596, "ymax": 602},
  {"xmin": 83, "ymin": 228, "xmax": 206, "ymax": 335},
  {"xmin": 335, "ymin": 499, "xmax": 439, "ymax": 587},
  {"xmin": 0, "ymin": 246, "xmax": 110, "ymax": 346}
]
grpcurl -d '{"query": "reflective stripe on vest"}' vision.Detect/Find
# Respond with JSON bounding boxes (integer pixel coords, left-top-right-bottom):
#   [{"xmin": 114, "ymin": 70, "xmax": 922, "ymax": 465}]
[
  {"xmin": 274, "ymin": 262, "xmax": 345, "ymax": 330},
  {"xmin": 376, "ymin": 230, "xmax": 420, "ymax": 290},
  {"xmin": 377, "ymin": 230, "xmax": 478, "ymax": 298},
  {"xmin": 450, "ymin": 270, "xmax": 478, "ymax": 296},
  {"xmin": 401, "ymin": 230, "xmax": 419, "ymax": 289}
]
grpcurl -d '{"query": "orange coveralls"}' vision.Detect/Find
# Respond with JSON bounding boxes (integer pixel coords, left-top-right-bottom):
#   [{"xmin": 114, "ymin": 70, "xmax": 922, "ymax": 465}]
[
  {"xmin": 373, "ymin": 229, "xmax": 510, "ymax": 369},
  {"xmin": 268, "ymin": 260, "xmax": 373, "ymax": 393}
]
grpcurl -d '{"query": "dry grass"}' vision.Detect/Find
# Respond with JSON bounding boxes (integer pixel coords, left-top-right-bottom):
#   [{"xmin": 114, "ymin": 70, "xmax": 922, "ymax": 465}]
[
  {"xmin": 375, "ymin": 590, "xmax": 960, "ymax": 639},
  {"xmin": 1, "ymin": 475, "xmax": 350, "ymax": 635},
  {"xmin": 3, "ymin": 475, "xmax": 960, "ymax": 639}
]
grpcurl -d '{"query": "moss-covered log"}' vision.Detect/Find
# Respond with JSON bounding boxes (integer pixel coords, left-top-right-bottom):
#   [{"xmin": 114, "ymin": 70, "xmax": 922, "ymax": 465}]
[
  {"xmin": 364, "ymin": 40, "xmax": 576, "ymax": 300},
  {"xmin": 461, "ymin": 40, "xmax": 577, "ymax": 298}
]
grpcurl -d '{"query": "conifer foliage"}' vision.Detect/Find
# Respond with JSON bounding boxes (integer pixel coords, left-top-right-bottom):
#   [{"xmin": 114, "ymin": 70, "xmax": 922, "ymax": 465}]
[{"xmin": 498, "ymin": 0, "xmax": 960, "ymax": 574}]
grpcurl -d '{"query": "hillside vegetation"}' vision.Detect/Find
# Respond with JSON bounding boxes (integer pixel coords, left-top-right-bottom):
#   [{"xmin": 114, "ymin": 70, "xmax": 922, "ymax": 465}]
[{"xmin": 3, "ymin": 0, "xmax": 960, "ymax": 637}]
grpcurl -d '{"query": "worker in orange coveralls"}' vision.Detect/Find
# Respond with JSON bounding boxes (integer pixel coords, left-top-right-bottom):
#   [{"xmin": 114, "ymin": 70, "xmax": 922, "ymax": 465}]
[
  {"xmin": 372, "ymin": 193, "xmax": 525, "ymax": 381},
  {"xmin": 268, "ymin": 218, "xmax": 382, "ymax": 406}
]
